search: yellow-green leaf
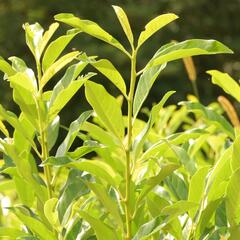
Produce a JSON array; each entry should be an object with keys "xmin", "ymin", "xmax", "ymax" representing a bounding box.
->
[
  {"xmin": 112, "ymin": 5, "xmax": 134, "ymax": 47},
  {"xmin": 91, "ymin": 59, "xmax": 126, "ymax": 97},
  {"xmin": 137, "ymin": 13, "xmax": 178, "ymax": 48}
]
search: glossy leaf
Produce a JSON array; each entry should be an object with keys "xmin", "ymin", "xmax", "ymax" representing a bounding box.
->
[
  {"xmin": 42, "ymin": 29, "xmax": 79, "ymax": 71},
  {"xmin": 137, "ymin": 163, "xmax": 179, "ymax": 204},
  {"xmin": 86, "ymin": 181, "xmax": 123, "ymax": 228},
  {"xmin": 44, "ymin": 157, "xmax": 120, "ymax": 187},
  {"xmin": 146, "ymin": 39, "xmax": 233, "ymax": 69},
  {"xmin": 85, "ymin": 81, "xmax": 125, "ymax": 139},
  {"xmin": 91, "ymin": 59, "xmax": 127, "ymax": 97},
  {"xmin": 40, "ymin": 51, "xmax": 80, "ymax": 89},
  {"xmin": 54, "ymin": 13, "xmax": 129, "ymax": 56},
  {"xmin": 56, "ymin": 110, "xmax": 92, "ymax": 156},
  {"xmin": 79, "ymin": 211, "xmax": 119, "ymax": 240},
  {"xmin": 133, "ymin": 91, "xmax": 175, "ymax": 159},
  {"xmin": 57, "ymin": 169, "xmax": 90, "ymax": 224},
  {"xmin": 207, "ymin": 70, "xmax": 240, "ymax": 102},
  {"xmin": 112, "ymin": 5, "xmax": 134, "ymax": 47},
  {"xmin": 226, "ymin": 168, "xmax": 240, "ymax": 226},
  {"xmin": 133, "ymin": 63, "xmax": 167, "ymax": 119},
  {"xmin": 137, "ymin": 13, "xmax": 178, "ymax": 48},
  {"xmin": 11, "ymin": 207, "xmax": 55, "ymax": 240},
  {"xmin": 181, "ymin": 101, "xmax": 234, "ymax": 139}
]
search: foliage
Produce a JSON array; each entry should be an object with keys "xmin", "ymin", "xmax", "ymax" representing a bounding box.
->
[{"xmin": 0, "ymin": 5, "xmax": 238, "ymax": 240}]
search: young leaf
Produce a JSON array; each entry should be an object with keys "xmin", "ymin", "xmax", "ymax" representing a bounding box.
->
[
  {"xmin": 146, "ymin": 39, "xmax": 233, "ymax": 69},
  {"xmin": 91, "ymin": 59, "xmax": 127, "ymax": 97},
  {"xmin": 78, "ymin": 211, "xmax": 119, "ymax": 240},
  {"xmin": 0, "ymin": 57, "xmax": 16, "ymax": 76},
  {"xmin": 39, "ymin": 22, "xmax": 59, "ymax": 55},
  {"xmin": 207, "ymin": 70, "xmax": 240, "ymax": 102},
  {"xmin": 137, "ymin": 13, "xmax": 178, "ymax": 48},
  {"xmin": 48, "ymin": 73, "xmax": 93, "ymax": 122},
  {"xmin": 112, "ymin": 5, "xmax": 134, "ymax": 48},
  {"xmin": 23, "ymin": 22, "xmax": 43, "ymax": 60},
  {"xmin": 40, "ymin": 51, "xmax": 80, "ymax": 89},
  {"xmin": 133, "ymin": 63, "xmax": 167, "ymax": 119},
  {"xmin": 85, "ymin": 81, "xmax": 125, "ymax": 139},
  {"xmin": 54, "ymin": 13, "xmax": 129, "ymax": 57},
  {"xmin": 42, "ymin": 29, "xmax": 79, "ymax": 71}
]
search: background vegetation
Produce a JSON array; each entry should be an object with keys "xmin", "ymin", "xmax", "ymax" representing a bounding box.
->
[{"xmin": 0, "ymin": 0, "xmax": 239, "ymax": 121}]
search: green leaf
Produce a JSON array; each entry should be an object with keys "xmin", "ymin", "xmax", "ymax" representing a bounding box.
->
[
  {"xmin": 56, "ymin": 110, "xmax": 92, "ymax": 156},
  {"xmin": 0, "ymin": 119, "xmax": 9, "ymax": 137},
  {"xmin": 226, "ymin": 168, "xmax": 240, "ymax": 226},
  {"xmin": 48, "ymin": 73, "xmax": 93, "ymax": 122},
  {"xmin": 44, "ymin": 198, "xmax": 58, "ymax": 226},
  {"xmin": 188, "ymin": 166, "xmax": 210, "ymax": 218},
  {"xmin": 42, "ymin": 29, "xmax": 79, "ymax": 71},
  {"xmin": 86, "ymin": 181, "xmax": 123, "ymax": 229},
  {"xmin": 137, "ymin": 13, "xmax": 178, "ymax": 48},
  {"xmin": 132, "ymin": 215, "xmax": 168, "ymax": 240},
  {"xmin": 64, "ymin": 218, "xmax": 82, "ymax": 240},
  {"xmin": 231, "ymin": 135, "xmax": 240, "ymax": 171},
  {"xmin": 23, "ymin": 22, "xmax": 43, "ymax": 60},
  {"xmin": 85, "ymin": 81, "xmax": 125, "ymax": 139},
  {"xmin": 54, "ymin": 13, "xmax": 129, "ymax": 57},
  {"xmin": 57, "ymin": 169, "xmax": 90, "ymax": 224},
  {"xmin": 0, "ymin": 105, "xmax": 36, "ymax": 147},
  {"xmin": 47, "ymin": 115, "xmax": 60, "ymax": 151},
  {"xmin": 146, "ymin": 39, "xmax": 233, "ymax": 68},
  {"xmin": 133, "ymin": 91, "xmax": 175, "ymax": 159},
  {"xmin": 137, "ymin": 163, "xmax": 179, "ymax": 204},
  {"xmin": 44, "ymin": 157, "xmax": 120, "ymax": 187},
  {"xmin": 112, "ymin": 5, "xmax": 134, "ymax": 47},
  {"xmin": 195, "ymin": 198, "xmax": 222, "ymax": 238},
  {"xmin": 11, "ymin": 207, "xmax": 55, "ymax": 240},
  {"xmin": 181, "ymin": 101, "xmax": 234, "ymax": 139},
  {"xmin": 161, "ymin": 200, "xmax": 198, "ymax": 217},
  {"xmin": 67, "ymin": 140, "xmax": 105, "ymax": 159},
  {"xmin": 164, "ymin": 173, "xmax": 188, "ymax": 200},
  {"xmin": 133, "ymin": 63, "xmax": 167, "ymax": 119},
  {"xmin": 39, "ymin": 22, "xmax": 59, "ymax": 55},
  {"xmin": 91, "ymin": 59, "xmax": 127, "ymax": 97},
  {"xmin": 0, "ymin": 57, "xmax": 16, "ymax": 76},
  {"xmin": 79, "ymin": 211, "xmax": 119, "ymax": 240},
  {"xmin": 207, "ymin": 70, "xmax": 240, "ymax": 102},
  {"xmin": 8, "ymin": 72, "xmax": 38, "ymax": 127},
  {"xmin": 40, "ymin": 51, "xmax": 80, "ymax": 89},
  {"xmin": 0, "ymin": 227, "xmax": 29, "ymax": 238}
]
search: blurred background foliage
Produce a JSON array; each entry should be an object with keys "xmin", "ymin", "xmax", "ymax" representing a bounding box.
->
[{"xmin": 0, "ymin": 0, "xmax": 240, "ymax": 124}]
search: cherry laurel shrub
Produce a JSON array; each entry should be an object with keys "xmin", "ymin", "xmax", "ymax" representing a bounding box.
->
[{"xmin": 0, "ymin": 5, "xmax": 236, "ymax": 240}]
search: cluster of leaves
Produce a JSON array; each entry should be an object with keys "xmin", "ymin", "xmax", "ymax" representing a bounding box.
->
[{"xmin": 0, "ymin": 5, "xmax": 238, "ymax": 240}]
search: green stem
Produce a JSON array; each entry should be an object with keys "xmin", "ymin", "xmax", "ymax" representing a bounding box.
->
[
  {"xmin": 36, "ymin": 59, "xmax": 53, "ymax": 199},
  {"xmin": 124, "ymin": 50, "xmax": 137, "ymax": 240},
  {"xmin": 191, "ymin": 80, "xmax": 200, "ymax": 100}
]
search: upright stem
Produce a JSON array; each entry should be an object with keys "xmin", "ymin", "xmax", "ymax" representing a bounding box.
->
[
  {"xmin": 36, "ymin": 60, "xmax": 53, "ymax": 199},
  {"xmin": 124, "ymin": 50, "xmax": 137, "ymax": 240}
]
